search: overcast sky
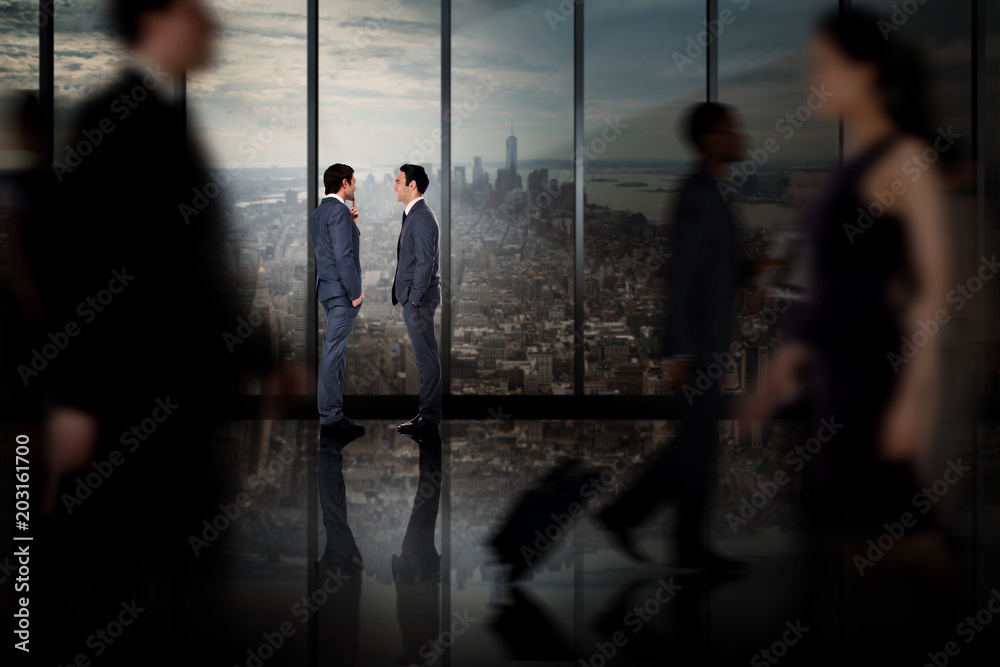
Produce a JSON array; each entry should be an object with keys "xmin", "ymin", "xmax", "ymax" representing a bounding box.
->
[{"xmin": 0, "ymin": 0, "xmax": 973, "ymax": 170}]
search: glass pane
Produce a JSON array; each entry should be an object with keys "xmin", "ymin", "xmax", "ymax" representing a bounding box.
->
[
  {"xmin": 53, "ymin": 0, "xmax": 120, "ymax": 153},
  {"xmin": 318, "ymin": 0, "xmax": 442, "ymax": 398},
  {"xmin": 449, "ymin": 0, "xmax": 575, "ymax": 396},
  {"xmin": 0, "ymin": 1, "xmax": 42, "ymax": 411},
  {"xmin": 582, "ymin": 0, "xmax": 705, "ymax": 395},
  {"xmin": 186, "ymin": 0, "xmax": 310, "ymax": 396},
  {"xmin": 717, "ymin": 0, "xmax": 839, "ymax": 396},
  {"xmin": 0, "ymin": 0, "xmax": 39, "ymax": 91}
]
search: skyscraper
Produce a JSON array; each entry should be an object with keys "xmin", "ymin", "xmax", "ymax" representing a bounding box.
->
[
  {"xmin": 473, "ymin": 156, "xmax": 483, "ymax": 189},
  {"xmin": 527, "ymin": 168, "xmax": 548, "ymax": 214},
  {"xmin": 505, "ymin": 122, "xmax": 517, "ymax": 193}
]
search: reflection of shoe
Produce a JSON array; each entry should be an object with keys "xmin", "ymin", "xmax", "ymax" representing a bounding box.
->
[
  {"xmin": 319, "ymin": 552, "xmax": 364, "ymax": 577},
  {"xmin": 320, "ymin": 416, "xmax": 365, "ymax": 436},
  {"xmin": 676, "ymin": 545, "xmax": 747, "ymax": 572},
  {"xmin": 392, "ymin": 553, "xmax": 440, "ymax": 584},
  {"xmin": 593, "ymin": 510, "xmax": 651, "ymax": 563},
  {"xmin": 396, "ymin": 415, "xmax": 435, "ymax": 433},
  {"xmin": 391, "ymin": 553, "xmax": 411, "ymax": 585}
]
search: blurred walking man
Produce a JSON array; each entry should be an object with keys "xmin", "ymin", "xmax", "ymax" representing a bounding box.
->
[{"xmin": 596, "ymin": 103, "xmax": 749, "ymax": 571}]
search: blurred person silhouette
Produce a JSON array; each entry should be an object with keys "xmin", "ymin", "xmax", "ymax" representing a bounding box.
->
[
  {"xmin": 595, "ymin": 102, "xmax": 751, "ymax": 571},
  {"xmin": 0, "ymin": 92, "xmax": 58, "ymax": 417},
  {"xmin": 34, "ymin": 0, "xmax": 278, "ymax": 663},
  {"xmin": 738, "ymin": 9, "xmax": 960, "ymax": 663},
  {"xmin": 490, "ymin": 457, "xmax": 609, "ymax": 581}
]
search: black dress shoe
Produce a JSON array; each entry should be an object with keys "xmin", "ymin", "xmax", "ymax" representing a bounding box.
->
[
  {"xmin": 319, "ymin": 417, "xmax": 365, "ymax": 442},
  {"xmin": 321, "ymin": 416, "xmax": 365, "ymax": 435},
  {"xmin": 396, "ymin": 415, "xmax": 434, "ymax": 432}
]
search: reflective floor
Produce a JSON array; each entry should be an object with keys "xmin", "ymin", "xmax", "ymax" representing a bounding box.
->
[{"xmin": 190, "ymin": 419, "xmax": 999, "ymax": 666}]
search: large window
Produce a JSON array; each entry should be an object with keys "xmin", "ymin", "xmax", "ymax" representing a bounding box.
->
[
  {"xmin": 53, "ymin": 0, "xmax": 120, "ymax": 155},
  {"xmin": 449, "ymin": 1, "xmax": 575, "ymax": 395},
  {"xmin": 715, "ymin": 0, "xmax": 838, "ymax": 405},
  {"xmin": 0, "ymin": 0, "xmax": 39, "ymax": 93},
  {"xmin": 7, "ymin": 0, "xmax": 993, "ymax": 405},
  {"xmin": 0, "ymin": 0, "xmax": 41, "ymax": 166},
  {"xmin": 188, "ymin": 0, "xmax": 310, "ymax": 395},
  {"xmin": 319, "ymin": 0, "xmax": 442, "ymax": 398},
  {"xmin": 582, "ymin": 0, "xmax": 705, "ymax": 395}
]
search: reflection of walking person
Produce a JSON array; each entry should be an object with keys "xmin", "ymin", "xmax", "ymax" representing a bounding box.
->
[
  {"xmin": 311, "ymin": 163, "xmax": 365, "ymax": 434},
  {"xmin": 596, "ymin": 103, "xmax": 749, "ymax": 571},
  {"xmin": 738, "ymin": 9, "xmax": 958, "ymax": 662}
]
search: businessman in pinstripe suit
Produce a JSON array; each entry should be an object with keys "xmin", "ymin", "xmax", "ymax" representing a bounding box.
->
[
  {"xmin": 310, "ymin": 163, "xmax": 364, "ymax": 433},
  {"xmin": 392, "ymin": 164, "xmax": 442, "ymax": 432}
]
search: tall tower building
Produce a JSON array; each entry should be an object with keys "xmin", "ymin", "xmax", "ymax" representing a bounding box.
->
[
  {"xmin": 505, "ymin": 122, "xmax": 517, "ymax": 192},
  {"xmin": 473, "ymin": 156, "xmax": 483, "ymax": 189}
]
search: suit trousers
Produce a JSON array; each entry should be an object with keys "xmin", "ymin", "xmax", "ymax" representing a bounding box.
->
[
  {"xmin": 402, "ymin": 301, "xmax": 442, "ymax": 424},
  {"xmin": 319, "ymin": 298, "xmax": 360, "ymax": 424}
]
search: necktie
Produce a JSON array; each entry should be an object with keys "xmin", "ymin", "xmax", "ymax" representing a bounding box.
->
[
  {"xmin": 396, "ymin": 211, "xmax": 407, "ymax": 260},
  {"xmin": 392, "ymin": 210, "xmax": 407, "ymax": 305}
]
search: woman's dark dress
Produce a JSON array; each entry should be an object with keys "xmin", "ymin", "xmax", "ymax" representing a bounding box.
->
[{"xmin": 790, "ymin": 131, "xmax": 928, "ymax": 539}]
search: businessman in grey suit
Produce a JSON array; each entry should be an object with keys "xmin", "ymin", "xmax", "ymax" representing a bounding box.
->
[
  {"xmin": 392, "ymin": 164, "xmax": 442, "ymax": 432},
  {"xmin": 310, "ymin": 163, "xmax": 364, "ymax": 433}
]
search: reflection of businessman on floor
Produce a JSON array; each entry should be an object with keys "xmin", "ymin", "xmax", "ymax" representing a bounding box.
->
[
  {"xmin": 391, "ymin": 164, "xmax": 442, "ymax": 432},
  {"xmin": 310, "ymin": 163, "xmax": 364, "ymax": 432}
]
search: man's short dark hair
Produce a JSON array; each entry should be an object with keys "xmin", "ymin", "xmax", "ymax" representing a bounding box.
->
[
  {"xmin": 109, "ymin": 0, "xmax": 179, "ymax": 45},
  {"xmin": 399, "ymin": 164, "xmax": 429, "ymax": 195},
  {"xmin": 324, "ymin": 163, "xmax": 354, "ymax": 195},
  {"xmin": 682, "ymin": 102, "xmax": 734, "ymax": 152}
]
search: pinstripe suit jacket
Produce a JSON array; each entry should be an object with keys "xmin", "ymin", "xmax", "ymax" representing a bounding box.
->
[
  {"xmin": 392, "ymin": 198, "xmax": 441, "ymax": 306},
  {"xmin": 310, "ymin": 196, "xmax": 362, "ymax": 305}
]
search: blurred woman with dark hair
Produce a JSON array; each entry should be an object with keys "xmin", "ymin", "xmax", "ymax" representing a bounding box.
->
[{"xmin": 739, "ymin": 8, "xmax": 959, "ymax": 662}]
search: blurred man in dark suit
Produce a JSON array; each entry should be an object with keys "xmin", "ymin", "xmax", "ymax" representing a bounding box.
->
[
  {"xmin": 596, "ymin": 103, "xmax": 748, "ymax": 571},
  {"xmin": 49, "ymin": 0, "xmax": 230, "ymax": 453},
  {"xmin": 36, "ymin": 1, "xmax": 267, "ymax": 663},
  {"xmin": 391, "ymin": 164, "xmax": 442, "ymax": 432}
]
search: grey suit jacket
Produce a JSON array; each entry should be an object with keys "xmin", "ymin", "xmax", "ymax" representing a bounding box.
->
[
  {"xmin": 392, "ymin": 198, "xmax": 441, "ymax": 306},
  {"xmin": 310, "ymin": 196, "xmax": 362, "ymax": 305}
]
